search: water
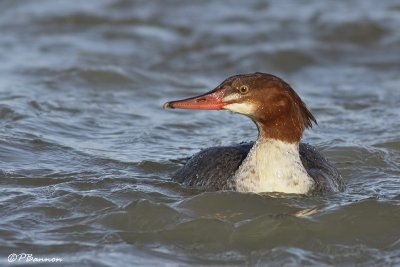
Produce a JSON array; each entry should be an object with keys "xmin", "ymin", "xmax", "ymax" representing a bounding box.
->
[{"xmin": 0, "ymin": 0, "xmax": 399, "ymax": 266}]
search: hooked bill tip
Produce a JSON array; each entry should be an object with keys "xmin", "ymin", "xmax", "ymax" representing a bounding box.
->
[{"xmin": 162, "ymin": 102, "xmax": 174, "ymax": 110}]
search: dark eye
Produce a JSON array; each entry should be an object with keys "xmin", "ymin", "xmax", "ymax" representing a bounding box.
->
[{"xmin": 239, "ymin": 85, "xmax": 249, "ymax": 94}]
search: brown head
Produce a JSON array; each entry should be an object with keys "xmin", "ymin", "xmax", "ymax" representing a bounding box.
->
[{"xmin": 163, "ymin": 72, "xmax": 317, "ymax": 143}]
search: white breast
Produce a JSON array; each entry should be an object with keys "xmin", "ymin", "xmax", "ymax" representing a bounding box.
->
[{"xmin": 233, "ymin": 139, "xmax": 314, "ymax": 194}]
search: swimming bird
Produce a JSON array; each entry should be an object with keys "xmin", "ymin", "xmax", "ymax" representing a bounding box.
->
[{"xmin": 163, "ymin": 72, "xmax": 345, "ymax": 195}]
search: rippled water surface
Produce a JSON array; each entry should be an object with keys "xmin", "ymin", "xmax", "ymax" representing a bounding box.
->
[{"xmin": 0, "ymin": 0, "xmax": 400, "ymax": 266}]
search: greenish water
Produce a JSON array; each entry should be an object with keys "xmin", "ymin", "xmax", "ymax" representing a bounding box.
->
[{"xmin": 0, "ymin": 0, "xmax": 399, "ymax": 266}]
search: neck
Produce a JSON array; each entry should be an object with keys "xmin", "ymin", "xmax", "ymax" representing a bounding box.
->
[
  {"xmin": 256, "ymin": 118, "xmax": 304, "ymax": 143},
  {"xmin": 232, "ymin": 137, "xmax": 314, "ymax": 194}
]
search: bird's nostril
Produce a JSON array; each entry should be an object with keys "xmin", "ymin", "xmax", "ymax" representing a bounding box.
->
[{"xmin": 196, "ymin": 98, "xmax": 206, "ymax": 102}]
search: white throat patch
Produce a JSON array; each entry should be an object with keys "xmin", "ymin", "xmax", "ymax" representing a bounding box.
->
[{"xmin": 224, "ymin": 102, "xmax": 256, "ymax": 115}]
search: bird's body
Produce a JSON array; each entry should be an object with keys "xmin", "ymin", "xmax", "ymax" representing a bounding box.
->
[
  {"xmin": 172, "ymin": 142, "xmax": 344, "ymax": 195},
  {"xmin": 164, "ymin": 72, "xmax": 345, "ymax": 195}
]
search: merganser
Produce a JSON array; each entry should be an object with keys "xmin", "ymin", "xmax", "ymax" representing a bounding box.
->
[{"xmin": 163, "ymin": 72, "xmax": 345, "ymax": 195}]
